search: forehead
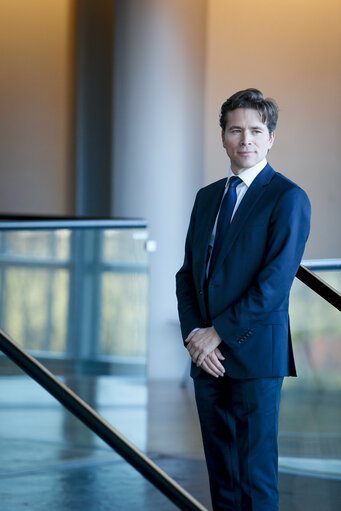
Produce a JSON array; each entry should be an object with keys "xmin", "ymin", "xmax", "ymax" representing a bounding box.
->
[{"xmin": 225, "ymin": 108, "xmax": 265, "ymax": 128}]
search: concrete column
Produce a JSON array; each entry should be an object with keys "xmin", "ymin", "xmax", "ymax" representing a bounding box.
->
[
  {"xmin": 112, "ymin": 0, "xmax": 207, "ymax": 379},
  {"xmin": 75, "ymin": 0, "xmax": 114, "ymax": 216}
]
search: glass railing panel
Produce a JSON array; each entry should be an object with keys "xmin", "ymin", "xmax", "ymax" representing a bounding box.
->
[
  {"xmin": 0, "ymin": 220, "xmax": 208, "ymax": 509},
  {"xmin": 279, "ymin": 265, "xmax": 341, "ymax": 481},
  {"xmin": 0, "ymin": 362, "xmax": 178, "ymax": 511},
  {"xmin": 0, "ymin": 220, "xmax": 149, "ymax": 458},
  {"xmin": 0, "ymin": 221, "xmax": 149, "ymax": 376},
  {"xmin": 288, "ymin": 269, "xmax": 341, "ymax": 389}
]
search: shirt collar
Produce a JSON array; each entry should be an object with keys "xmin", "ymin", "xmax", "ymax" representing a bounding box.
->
[{"xmin": 227, "ymin": 158, "xmax": 267, "ymax": 188}]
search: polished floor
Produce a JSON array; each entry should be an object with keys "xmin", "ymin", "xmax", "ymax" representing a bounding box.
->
[{"xmin": 1, "ymin": 372, "xmax": 341, "ymax": 510}]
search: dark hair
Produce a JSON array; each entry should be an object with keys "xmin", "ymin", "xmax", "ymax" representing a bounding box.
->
[{"xmin": 219, "ymin": 88, "xmax": 279, "ymax": 134}]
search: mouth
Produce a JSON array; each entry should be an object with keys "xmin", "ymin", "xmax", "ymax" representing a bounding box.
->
[{"xmin": 237, "ymin": 151, "xmax": 254, "ymax": 156}]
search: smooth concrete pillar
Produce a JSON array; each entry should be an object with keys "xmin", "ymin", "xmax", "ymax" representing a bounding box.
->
[
  {"xmin": 112, "ymin": 0, "xmax": 207, "ymax": 379},
  {"xmin": 75, "ymin": 0, "xmax": 114, "ymax": 216}
]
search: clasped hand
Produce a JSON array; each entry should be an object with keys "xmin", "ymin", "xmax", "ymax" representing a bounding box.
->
[{"xmin": 185, "ymin": 326, "xmax": 225, "ymax": 378}]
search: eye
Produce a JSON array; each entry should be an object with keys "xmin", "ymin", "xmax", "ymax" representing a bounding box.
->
[
  {"xmin": 252, "ymin": 129, "xmax": 263, "ymax": 134},
  {"xmin": 230, "ymin": 129, "xmax": 241, "ymax": 134}
]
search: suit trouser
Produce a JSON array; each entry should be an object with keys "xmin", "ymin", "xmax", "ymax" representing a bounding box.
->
[{"xmin": 194, "ymin": 372, "xmax": 283, "ymax": 511}]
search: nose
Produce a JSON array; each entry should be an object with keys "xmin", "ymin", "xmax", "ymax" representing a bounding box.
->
[{"xmin": 240, "ymin": 131, "xmax": 252, "ymax": 145}]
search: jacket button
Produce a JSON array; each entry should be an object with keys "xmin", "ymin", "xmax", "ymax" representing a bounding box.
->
[{"xmin": 199, "ymin": 290, "xmax": 203, "ymax": 295}]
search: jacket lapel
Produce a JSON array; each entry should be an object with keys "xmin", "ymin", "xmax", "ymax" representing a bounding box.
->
[
  {"xmin": 212, "ymin": 164, "xmax": 275, "ymax": 276},
  {"xmin": 195, "ymin": 179, "xmax": 226, "ymax": 286}
]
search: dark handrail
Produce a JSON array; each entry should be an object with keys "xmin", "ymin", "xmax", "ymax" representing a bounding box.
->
[
  {"xmin": 0, "ymin": 330, "xmax": 208, "ymax": 511},
  {"xmin": 296, "ymin": 265, "xmax": 341, "ymax": 311}
]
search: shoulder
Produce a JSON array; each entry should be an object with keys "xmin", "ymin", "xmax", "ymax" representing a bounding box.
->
[
  {"xmin": 198, "ymin": 178, "xmax": 226, "ymax": 195},
  {"xmin": 194, "ymin": 178, "xmax": 226, "ymax": 204},
  {"xmin": 268, "ymin": 167, "xmax": 310, "ymax": 205},
  {"xmin": 265, "ymin": 168, "xmax": 311, "ymax": 224}
]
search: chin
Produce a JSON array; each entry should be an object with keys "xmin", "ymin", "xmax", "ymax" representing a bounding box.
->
[{"xmin": 236, "ymin": 159, "xmax": 255, "ymax": 168}]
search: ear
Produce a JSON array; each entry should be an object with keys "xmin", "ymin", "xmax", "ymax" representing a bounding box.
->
[
  {"xmin": 221, "ymin": 129, "xmax": 226, "ymax": 147},
  {"xmin": 268, "ymin": 131, "xmax": 275, "ymax": 148}
]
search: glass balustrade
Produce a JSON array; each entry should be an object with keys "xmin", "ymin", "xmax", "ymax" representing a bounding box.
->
[
  {"xmin": 0, "ymin": 219, "xmax": 158, "ymax": 509},
  {"xmin": 0, "ymin": 220, "xmax": 149, "ymax": 376},
  {"xmin": 0, "ymin": 360, "xmax": 177, "ymax": 511},
  {"xmin": 0, "ymin": 220, "xmax": 150, "ymax": 451},
  {"xmin": 279, "ymin": 261, "xmax": 341, "ymax": 482},
  {"xmin": 0, "ymin": 233, "xmax": 339, "ymax": 511}
]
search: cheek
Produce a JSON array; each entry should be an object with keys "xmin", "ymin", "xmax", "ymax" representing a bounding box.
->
[
  {"xmin": 259, "ymin": 141, "xmax": 271, "ymax": 153},
  {"xmin": 225, "ymin": 140, "xmax": 237, "ymax": 152},
  {"xmin": 226, "ymin": 145, "xmax": 237, "ymax": 156}
]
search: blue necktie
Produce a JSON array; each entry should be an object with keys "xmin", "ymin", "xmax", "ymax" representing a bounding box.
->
[{"xmin": 209, "ymin": 176, "xmax": 241, "ymax": 276}]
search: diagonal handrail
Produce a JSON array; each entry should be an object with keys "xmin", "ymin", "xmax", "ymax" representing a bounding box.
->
[
  {"xmin": 0, "ymin": 329, "xmax": 208, "ymax": 511},
  {"xmin": 296, "ymin": 265, "xmax": 341, "ymax": 311}
]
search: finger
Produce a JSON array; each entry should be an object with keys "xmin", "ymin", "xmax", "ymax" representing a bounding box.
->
[
  {"xmin": 185, "ymin": 328, "xmax": 200, "ymax": 344},
  {"xmin": 186, "ymin": 338, "xmax": 196, "ymax": 351},
  {"xmin": 186, "ymin": 341, "xmax": 196, "ymax": 354},
  {"xmin": 196, "ymin": 351, "xmax": 208, "ymax": 367},
  {"xmin": 188, "ymin": 345, "xmax": 205, "ymax": 366},
  {"xmin": 189, "ymin": 348, "xmax": 201, "ymax": 365},
  {"xmin": 205, "ymin": 352, "xmax": 225, "ymax": 376},
  {"xmin": 204, "ymin": 357, "xmax": 224, "ymax": 377},
  {"xmin": 201, "ymin": 360, "xmax": 219, "ymax": 378},
  {"xmin": 188, "ymin": 345, "xmax": 199, "ymax": 360},
  {"xmin": 207, "ymin": 352, "xmax": 225, "ymax": 373},
  {"xmin": 215, "ymin": 348, "xmax": 225, "ymax": 360},
  {"xmin": 209, "ymin": 353, "xmax": 225, "ymax": 373}
]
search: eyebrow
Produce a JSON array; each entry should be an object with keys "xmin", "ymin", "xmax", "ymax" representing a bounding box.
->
[{"xmin": 228, "ymin": 125, "xmax": 265, "ymax": 130}]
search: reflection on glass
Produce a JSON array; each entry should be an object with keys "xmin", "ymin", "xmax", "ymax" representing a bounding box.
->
[
  {"xmin": 101, "ymin": 272, "xmax": 148, "ymax": 357},
  {"xmin": 0, "ymin": 230, "xmax": 70, "ymax": 259},
  {"xmin": 288, "ymin": 272, "xmax": 341, "ymax": 389},
  {"xmin": 279, "ymin": 269, "xmax": 341, "ymax": 480},
  {"xmin": 0, "ymin": 368, "xmax": 170, "ymax": 511},
  {"xmin": 1, "ymin": 267, "xmax": 68, "ymax": 352},
  {"xmin": 0, "ymin": 221, "xmax": 181, "ymax": 510},
  {"xmin": 0, "ymin": 224, "xmax": 149, "ymax": 376},
  {"xmin": 103, "ymin": 229, "xmax": 148, "ymax": 264}
]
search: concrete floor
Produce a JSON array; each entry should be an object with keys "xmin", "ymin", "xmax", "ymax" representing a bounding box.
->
[{"xmin": 0, "ymin": 373, "xmax": 341, "ymax": 510}]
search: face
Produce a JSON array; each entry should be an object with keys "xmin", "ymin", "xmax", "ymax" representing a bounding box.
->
[{"xmin": 221, "ymin": 108, "xmax": 275, "ymax": 174}]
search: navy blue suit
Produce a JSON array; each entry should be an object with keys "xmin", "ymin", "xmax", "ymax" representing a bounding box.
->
[{"xmin": 176, "ymin": 164, "xmax": 311, "ymax": 510}]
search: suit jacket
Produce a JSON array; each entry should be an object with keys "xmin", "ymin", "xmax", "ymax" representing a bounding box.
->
[{"xmin": 176, "ymin": 164, "xmax": 311, "ymax": 379}]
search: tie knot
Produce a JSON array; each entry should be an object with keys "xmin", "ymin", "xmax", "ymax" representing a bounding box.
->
[{"xmin": 228, "ymin": 176, "xmax": 242, "ymax": 189}]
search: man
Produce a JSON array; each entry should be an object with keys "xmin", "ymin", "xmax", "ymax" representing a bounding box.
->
[{"xmin": 176, "ymin": 89, "xmax": 311, "ymax": 511}]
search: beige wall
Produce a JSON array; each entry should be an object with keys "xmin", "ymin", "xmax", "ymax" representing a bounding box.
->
[
  {"xmin": 0, "ymin": 0, "xmax": 74, "ymax": 215},
  {"xmin": 205, "ymin": 0, "xmax": 341, "ymax": 258}
]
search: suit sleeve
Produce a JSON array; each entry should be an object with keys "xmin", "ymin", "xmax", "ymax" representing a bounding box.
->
[
  {"xmin": 176, "ymin": 193, "xmax": 204, "ymax": 341},
  {"xmin": 212, "ymin": 186, "xmax": 311, "ymax": 349}
]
